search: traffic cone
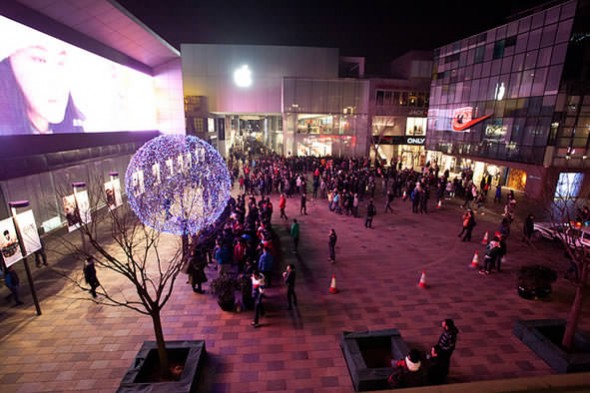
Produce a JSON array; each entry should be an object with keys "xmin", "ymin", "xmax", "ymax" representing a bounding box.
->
[
  {"xmin": 470, "ymin": 251, "xmax": 479, "ymax": 268},
  {"xmin": 418, "ymin": 271, "xmax": 427, "ymax": 289},
  {"xmin": 329, "ymin": 274, "xmax": 338, "ymax": 294},
  {"xmin": 481, "ymin": 231, "xmax": 489, "ymax": 245},
  {"xmin": 436, "ymin": 200, "xmax": 442, "ymax": 209}
]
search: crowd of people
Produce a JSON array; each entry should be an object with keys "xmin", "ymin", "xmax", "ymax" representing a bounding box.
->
[{"xmin": 2, "ymin": 147, "xmax": 541, "ymax": 387}]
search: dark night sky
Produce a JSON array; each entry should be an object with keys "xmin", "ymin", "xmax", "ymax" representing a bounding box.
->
[{"xmin": 117, "ymin": 0, "xmax": 551, "ymax": 73}]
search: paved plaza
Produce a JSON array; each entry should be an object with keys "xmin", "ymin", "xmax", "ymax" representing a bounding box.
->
[{"xmin": 1, "ymin": 186, "xmax": 589, "ymax": 392}]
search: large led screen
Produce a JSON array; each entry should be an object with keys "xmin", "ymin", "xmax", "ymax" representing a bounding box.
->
[{"xmin": 0, "ymin": 16, "xmax": 156, "ymax": 135}]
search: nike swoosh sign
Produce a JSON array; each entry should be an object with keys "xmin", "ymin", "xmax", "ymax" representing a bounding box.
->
[{"xmin": 452, "ymin": 114, "xmax": 492, "ymax": 131}]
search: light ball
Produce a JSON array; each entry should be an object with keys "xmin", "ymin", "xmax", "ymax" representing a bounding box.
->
[{"xmin": 125, "ymin": 135, "xmax": 231, "ymax": 235}]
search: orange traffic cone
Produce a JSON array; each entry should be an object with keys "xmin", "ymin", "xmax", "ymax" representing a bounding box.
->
[
  {"xmin": 329, "ymin": 274, "xmax": 338, "ymax": 294},
  {"xmin": 418, "ymin": 271, "xmax": 427, "ymax": 289},
  {"xmin": 481, "ymin": 231, "xmax": 489, "ymax": 245},
  {"xmin": 470, "ymin": 251, "xmax": 479, "ymax": 268},
  {"xmin": 436, "ymin": 200, "xmax": 442, "ymax": 209}
]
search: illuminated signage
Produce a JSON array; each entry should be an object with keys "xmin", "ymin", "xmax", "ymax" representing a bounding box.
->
[
  {"xmin": 372, "ymin": 136, "xmax": 425, "ymax": 145},
  {"xmin": 233, "ymin": 64, "xmax": 252, "ymax": 88},
  {"xmin": 451, "ymin": 106, "xmax": 492, "ymax": 132}
]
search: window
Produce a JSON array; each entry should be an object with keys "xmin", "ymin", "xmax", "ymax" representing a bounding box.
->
[
  {"xmin": 376, "ymin": 90, "xmax": 384, "ymax": 105},
  {"xmin": 475, "ymin": 46, "xmax": 485, "ymax": 64},
  {"xmin": 384, "ymin": 91, "xmax": 392, "ymax": 105},
  {"xmin": 493, "ymin": 40, "xmax": 505, "ymax": 59}
]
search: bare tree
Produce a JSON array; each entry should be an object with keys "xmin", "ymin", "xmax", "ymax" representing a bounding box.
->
[
  {"xmin": 53, "ymin": 177, "xmax": 188, "ymax": 379},
  {"xmin": 540, "ymin": 171, "xmax": 589, "ymax": 350}
]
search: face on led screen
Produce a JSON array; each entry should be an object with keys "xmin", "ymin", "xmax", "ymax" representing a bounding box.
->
[{"xmin": 0, "ymin": 16, "xmax": 156, "ymax": 135}]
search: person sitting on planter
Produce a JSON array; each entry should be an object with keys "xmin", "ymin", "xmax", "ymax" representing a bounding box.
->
[{"xmin": 387, "ymin": 348, "xmax": 427, "ymax": 388}]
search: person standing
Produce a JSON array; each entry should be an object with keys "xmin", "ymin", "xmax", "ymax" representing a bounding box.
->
[
  {"xmin": 426, "ymin": 344, "xmax": 450, "ymax": 385},
  {"xmin": 300, "ymin": 192, "xmax": 308, "ymax": 215},
  {"xmin": 282, "ymin": 264, "xmax": 297, "ymax": 310},
  {"xmin": 461, "ymin": 210, "xmax": 476, "ymax": 242},
  {"xmin": 522, "ymin": 213, "xmax": 535, "ymax": 245},
  {"xmin": 251, "ymin": 270, "xmax": 266, "ymax": 328},
  {"xmin": 328, "ymin": 228, "xmax": 337, "ymax": 263},
  {"xmin": 83, "ymin": 257, "xmax": 100, "ymax": 298},
  {"xmin": 365, "ymin": 199, "xmax": 376, "ymax": 228},
  {"xmin": 480, "ymin": 236, "xmax": 501, "ymax": 275},
  {"xmin": 437, "ymin": 319, "xmax": 459, "ymax": 361},
  {"xmin": 290, "ymin": 219, "xmax": 300, "ymax": 254},
  {"xmin": 494, "ymin": 184, "xmax": 502, "ymax": 204},
  {"xmin": 385, "ymin": 189, "xmax": 394, "ymax": 213},
  {"xmin": 188, "ymin": 247, "xmax": 208, "ymax": 293},
  {"xmin": 4, "ymin": 266, "xmax": 23, "ymax": 305},
  {"xmin": 279, "ymin": 193, "xmax": 288, "ymax": 220},
  {"xmin": 258, "ymin": 246, "xmax": 274, "ymax": 288}
]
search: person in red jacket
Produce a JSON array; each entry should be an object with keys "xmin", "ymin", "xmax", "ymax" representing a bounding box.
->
[{"xmin": 279, "ymin": 193, "xmax": 288, "ymax": 220}]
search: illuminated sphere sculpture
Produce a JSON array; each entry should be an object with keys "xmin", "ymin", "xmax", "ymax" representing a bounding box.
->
[{"xmin": 125, "ymin": 135, "xmax": 231, "ymax": 235}]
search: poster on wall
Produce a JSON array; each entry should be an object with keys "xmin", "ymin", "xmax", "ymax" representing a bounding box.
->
[
  {"xmin": 76, "ymin": 190, "xmax": 91, "ymax": 224},
  {"xmin": 104, "ymin": 179, "xmax": 123, "ymax": 210},
  {"xmin": 15, "ymin": 210, "xmax": 41, "ymax": 256},
  {"xmin": 0, "ymin": 218, "xmax": 22, "ymax": 267},
  {"xmin": 63, "ymin": 194, "xmax": 81, "ymax": 232}
]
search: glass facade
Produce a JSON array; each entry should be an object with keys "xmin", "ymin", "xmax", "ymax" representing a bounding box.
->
[
  {"xmin": 283, "ymin": 78, "xmax": 370, "ymax": 157},
  {"xmin": 426, "ymin": 0, "xmax": 577, "ymax": 166}
]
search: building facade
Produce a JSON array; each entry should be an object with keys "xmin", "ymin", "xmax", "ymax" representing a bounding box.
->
[
  {"xmin": 369, "ymin": 51, "xmax": 433, "ymax": 169},
  {"xmin": 426, "ymin": 0, "xmax": 590, "ymax": 201}
]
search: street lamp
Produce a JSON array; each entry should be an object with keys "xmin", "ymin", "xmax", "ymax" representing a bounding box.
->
[{"xmin": 8, "ymin": 200, "xmax": 41, "ymax": 315}]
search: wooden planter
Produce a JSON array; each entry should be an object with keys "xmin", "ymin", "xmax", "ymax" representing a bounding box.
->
[{"xmin": 117, "ymin": 340, "xmax": 206, "ymax": 393}]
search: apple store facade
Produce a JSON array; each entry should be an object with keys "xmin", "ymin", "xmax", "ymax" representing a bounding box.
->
[{"xmin": 181, "ymin": 44, "xmax": 370, "ymax": 158}]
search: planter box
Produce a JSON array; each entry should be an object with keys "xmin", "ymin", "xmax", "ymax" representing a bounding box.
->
[
  {"xmin": 118, "ymin": 340, "xmax": 206, "ymax": 393},
  {"xmin": 340, "ymin": 328, "xmax": 409, "ymax": 392},
  {"xmin": 514, "ymin": 319, "xmax": 590, "ymax": 373}
]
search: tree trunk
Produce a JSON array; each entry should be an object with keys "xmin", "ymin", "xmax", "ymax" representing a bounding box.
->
[
  {"xmin": 151, "ymin": 309, "xmax": 169, "ymax": 378},
  {"xmin": 562, "ymin": 262, "xmax": 588, "ymax": 350}
]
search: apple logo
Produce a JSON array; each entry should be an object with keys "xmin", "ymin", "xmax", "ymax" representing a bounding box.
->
[{"xmin": 233, "ymin": 65, "xmax": 252, "ymax": 88}]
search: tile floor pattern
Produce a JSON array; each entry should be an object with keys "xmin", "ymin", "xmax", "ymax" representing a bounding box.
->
[{"xmin": 0, "ymin": 188, "xmax": 589, "ymax": 392}]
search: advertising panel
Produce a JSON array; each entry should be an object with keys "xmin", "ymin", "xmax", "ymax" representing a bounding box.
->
[
  {"xmin": 0, "ymin": 218, "xmax": 22, "ymax": 267},
  {"xmin": 0, "ymin": 16, "xmax": 156, "ymax": 136},
  {"xmin": 63, "ymin": 194, "xmax": 81, "ymax": 232},
  {"xmin": 104, "ymin": 179, "xmax": 123, "ymax": 210},
  {"xmin": 15, "ymin": 210, "xmax": 41, "ymax": 256}
]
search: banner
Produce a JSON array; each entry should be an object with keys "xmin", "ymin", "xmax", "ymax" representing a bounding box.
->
[
  {"xmin": 63, "ymin": 194, "xmax": 81, "ymax": 232},
  {"xmin": 76, "ymin": 190, "xmax": 91, "ymax": 225},
  {"xmin": 104, "ymin": 179, "xmax": 123, "ymax": 210},
  {"xmin": 0, "ymin": 218, "xmax": 22, "ymax": 267},
  {"xmin": 15, "ymin": 210, "xmax": 41, "ymax": 256}
]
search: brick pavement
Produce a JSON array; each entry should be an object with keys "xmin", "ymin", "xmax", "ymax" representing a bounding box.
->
[{"xmin": 0, "ymin": 186, "xmax": 589, "ymax": 392}]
